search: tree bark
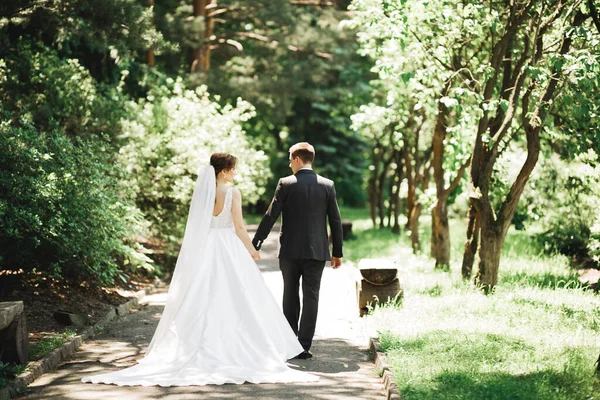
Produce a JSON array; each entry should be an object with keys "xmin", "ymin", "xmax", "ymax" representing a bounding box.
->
[
  {"xmin": 404, "ymin": 140, "xmax": 415, "ymax": 231},
  {"xmin": 391, "ymin": 149, "xmax": 403, "ymax": 234},
  {"xmin": 191, "ymin": 0, "xmax": 215, "ymax": 73},
  {"xmin": 409, "ymin": 202, "xmax": 423, "ymax": 253},
  {"xmin": 387, "ymin": 164, "xmax": 395, "ymax": 229},
  {"xmin": 431, "ymin": 199, "xmax": 450, "ymax": 268},
  {"xmin": 146, "ymin": 0, "xmax": 155, "ymax": 67},
  {"xmin": 461, "ymin": 204, "xmax": 480, "ymax": 278},
  {"xmin": 430, "ymin": 87, "xmax": 451, "ymax": 269},
  {"xmin": 378, "ymin": 152, "xmax": 393, "ymax": 229},
  {"xmin": 368, "ymin": 146, "xmax": 379, "ymax": 227},
  {"xmin": 474, "ymin": 218, "xmax": 503, "ymax": 293}
]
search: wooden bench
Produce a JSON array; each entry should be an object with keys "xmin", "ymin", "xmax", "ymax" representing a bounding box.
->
[
  {"xmin": 0, "ymin": 301, "xmax": 29, "ymax": 365},
  {"xmin": 356, "ymin": 259, "xmax": 403, "ymax": 316}
]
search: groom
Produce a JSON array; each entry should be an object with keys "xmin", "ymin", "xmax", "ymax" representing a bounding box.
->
[{"xmin": 252, "ymin": 142, "xmax": 343, "ymax": 360}]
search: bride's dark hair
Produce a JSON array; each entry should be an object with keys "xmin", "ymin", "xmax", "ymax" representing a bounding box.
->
[{"xmin": 210, "ymin": 153, "xmax": 238, "ymax": 178}]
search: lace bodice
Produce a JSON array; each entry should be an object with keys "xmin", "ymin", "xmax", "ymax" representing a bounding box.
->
[{"xmin": 210, "ymin": 187, "xmax": 234, "ymax": 229}]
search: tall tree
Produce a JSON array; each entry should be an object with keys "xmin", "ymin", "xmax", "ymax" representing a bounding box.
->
[
  {"xmin": 465, "ymin": 0, "xmax": 595, "ymax": 291},
  {"xmin": 349, "ymin": 0, "xmax": 475, "ymax": 258},
  {"xmin": 350, "ymin": 0, "xmax": 600, "ymax": 286}
]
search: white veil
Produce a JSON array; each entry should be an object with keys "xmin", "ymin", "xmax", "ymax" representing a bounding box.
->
[{"xmin": 146, "ymin": 165, "xmax": 216, "ymax": 355}]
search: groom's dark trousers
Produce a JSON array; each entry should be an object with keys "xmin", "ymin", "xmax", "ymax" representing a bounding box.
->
[{"xmin": 279, "ymin": 258, "xmax": 325, "ymax": 351}]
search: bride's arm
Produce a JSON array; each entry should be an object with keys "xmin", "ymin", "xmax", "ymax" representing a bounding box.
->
[{"xmin": 231, "ymin": 188, "xmax": 260, "ymax": 259}]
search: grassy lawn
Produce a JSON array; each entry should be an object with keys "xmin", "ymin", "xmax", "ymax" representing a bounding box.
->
[{"xmin": 341, "ymin": 206, "xmax": 600, "ymax": 400}]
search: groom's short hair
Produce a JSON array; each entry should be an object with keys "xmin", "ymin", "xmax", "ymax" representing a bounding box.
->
[{"xmin": 289, "ymin": 142, "xmax": 315, "ymax": 164}]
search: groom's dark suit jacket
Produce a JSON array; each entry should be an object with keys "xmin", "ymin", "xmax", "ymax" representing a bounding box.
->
[{"xmin": 254, "ymin": 169, "xmax": 343, "ymax": 261}]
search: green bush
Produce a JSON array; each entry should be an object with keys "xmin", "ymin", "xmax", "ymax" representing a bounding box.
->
[
  {"xmin": 526, "ymin": 151, "xmax": 600, "ymax": 259},
  {"xmin": 0, "ymin": 123, "xmax": 150, "ymax": 285},
  {"xmin": 119, "ymin": 79, "xmax": 271, "ymax": 244},
  {"xmin": 0, "ymin": 42, "xmax": 125, "ymax": 138}
]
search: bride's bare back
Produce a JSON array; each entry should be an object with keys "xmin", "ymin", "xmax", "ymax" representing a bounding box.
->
[{"xmin": 213, "ymin": 184, "xmax": 230, "ymax": 216}]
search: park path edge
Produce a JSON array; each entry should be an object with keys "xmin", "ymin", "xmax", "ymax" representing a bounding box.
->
[
  {"xmin": 369, "ymin": 337, "xmax": 402, "ymax": 400},
  {"xmin": 0, "ymin": 281, "xmax": 163, "ymax": 400}
]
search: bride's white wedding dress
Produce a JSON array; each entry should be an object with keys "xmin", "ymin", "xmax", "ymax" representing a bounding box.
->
[{"xmin": 82, "ymin": 167, "xmax": 317, "ymax": 386}]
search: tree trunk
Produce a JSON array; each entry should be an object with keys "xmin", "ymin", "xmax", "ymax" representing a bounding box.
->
[
  {"xmin": 391, "ymin": 150, "xmax": 403, "ymax": 234},
  {"xmin": 431, "ymin": 199, "xmax": 450, "ymax": 269},
  {"xmin": 146, "ymin": 0, "xmax": 155, "ymax": 67},
  {"xmin": 368, "ymin": 147, "xmax": 379, "ymax": 227},
  {"xmin": 430, "ymin": 89, "xmax": 450, "ymax": 269},
  {"xmin": 474, "ymin": 218, "xmax": 504, "ymax": 293},
  {"xmin": 378, "ymin": 153, "xmax": 392, "ymax": 229},
  {"xmin": 387, "ymin": 168, "xmax": 395, "ymax": 229},
  {"xmin": 377, "ymin": 168, "xmax": 385, "ymax": 229},
  {"xmin": 191, "ymin": 0, "xmax": 214, "ymax": 73},
  {"xmin": 408, "ymin": 202, "xmax": 422, "ymax": 253},
  {"xmin": 404, "ymin": 152, "xmax": 415, "ymax": 231},
  {"xmin": 462, "ymin": 203, "xmax": 480, "ymax": 279}
]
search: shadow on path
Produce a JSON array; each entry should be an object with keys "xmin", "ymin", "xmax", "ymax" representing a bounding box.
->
[{"xmin": 17, "ymin": 223, "xmax": 383, "ymax": 400}]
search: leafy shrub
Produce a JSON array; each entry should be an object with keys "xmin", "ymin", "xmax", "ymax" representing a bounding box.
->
[
  {"xmin": 0, "ymin": 42, "xmax": 126, "ymax": 138},
  {"xmin": 526, "ymin": 151, "xmax": 600, "ymax": 259},
  {"xmin": 119, "ymin": 79, "xmax": 271, "ymax": 244},
  {"xmin": 0, "ymin": 123, "xmax": 150, "ymax": 285}
]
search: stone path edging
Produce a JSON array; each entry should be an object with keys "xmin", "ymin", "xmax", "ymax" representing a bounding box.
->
[
  {"xmin": 369, "ymin": 337, "xmax": 401, "ymax": 400},
  {"xmin": 0, "ymin": 283, "xmax": 161, "ymax": 400}
]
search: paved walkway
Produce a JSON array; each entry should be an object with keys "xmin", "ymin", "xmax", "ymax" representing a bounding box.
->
[{"xmin": 18, "ymin": 225, "xmax": 383, "ymax": 399}]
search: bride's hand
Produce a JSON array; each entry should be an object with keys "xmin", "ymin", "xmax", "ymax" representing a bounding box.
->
[{"xmin": 251, "ymin": 250, "xmax": 261, "ymax": 260}]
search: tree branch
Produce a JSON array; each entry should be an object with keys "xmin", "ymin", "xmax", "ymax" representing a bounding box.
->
[
  {"xmin": 589, "ymin": 0, "xmax": 600, "ymax": 33},
  {"xmin": 497, "ymin": 9, "xmax": 587, "ymax": 226},
  {"xmin": 234, "ymin": 32, "xmax": 333, "ymax": 59},
  {"xmin": 443, "ymin": 156, "xmax": 471, "ymax": 199},
  {"xmin": 410, "ymin": 31, "xmax": 454, "ymax": 71}
]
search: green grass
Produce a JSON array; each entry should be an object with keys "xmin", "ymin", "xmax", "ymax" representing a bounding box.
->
[
  {"xmin": 29, "ymin": 329, "xmax": 76, "ymax": 361},
  {"xmin": 341, "ymin": 207, "xmax": 600, "ymax": 400},
  {"xmin": 243, "ymin": 212, "xmax": 264, "ymax": 225}
]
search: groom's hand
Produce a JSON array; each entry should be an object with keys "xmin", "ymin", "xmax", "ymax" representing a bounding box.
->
[
  {"xmin": 330, "ymin": 257, "xmax": 342, "ymax": 269},
  {"xmin": 252, "ymin": 237, "xmax": 262, "ymax": 251}
]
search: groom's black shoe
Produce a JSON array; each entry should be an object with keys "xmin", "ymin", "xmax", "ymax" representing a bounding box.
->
[{"xmin": 294, "ymin": 350, "xmax": 313, "ymax": 360}]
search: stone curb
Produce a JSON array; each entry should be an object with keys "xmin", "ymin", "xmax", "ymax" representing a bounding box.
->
[
  {"xmin": 0, "ymin": 282, "xmax": 161, "ymax": 400},
  {"xmin": 369, "ymin": 337, "xmax": 401, "ymax": 400}
]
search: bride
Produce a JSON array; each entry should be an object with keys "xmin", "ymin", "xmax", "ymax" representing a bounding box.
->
[{"xmin": 82, "ymin": 153, "xmax": 318, "ymax": 386}]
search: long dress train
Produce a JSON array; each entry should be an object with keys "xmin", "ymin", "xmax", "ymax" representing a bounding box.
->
[{"xmin": 81, "ymin": 183, "xmax": 317, "ymax": 386}]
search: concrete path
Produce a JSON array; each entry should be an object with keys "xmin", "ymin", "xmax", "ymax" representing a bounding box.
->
[{"xmin": 18, "ymin": 225, "xmax": 383, "ymax": 399}]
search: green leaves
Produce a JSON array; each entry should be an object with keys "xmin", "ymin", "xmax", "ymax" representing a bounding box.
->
[
  {"xmin": 0, "ymin": 124, "xmax": 144, "ymax": 285},
  {"xmin": 119, "ymin": 80, "xmax": 271, "ymax": 243}
]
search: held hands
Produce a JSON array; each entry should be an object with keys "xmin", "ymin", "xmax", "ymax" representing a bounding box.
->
[
  {"xmin": 251, "ymin": 249, "xmax": 261, "ymax": 260},
  {"xmin": 330, "ymin": 257, "xmax": 342, "ymax": 269}
]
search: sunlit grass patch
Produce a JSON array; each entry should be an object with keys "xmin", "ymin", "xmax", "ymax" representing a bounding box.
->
[
  {"xmin": 340, "ymin": 207, "xmax": 600, "ymax": 399},
  {"xmin": 370, "ymin": 283, "xmax": 600, "ymax": 399}
]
